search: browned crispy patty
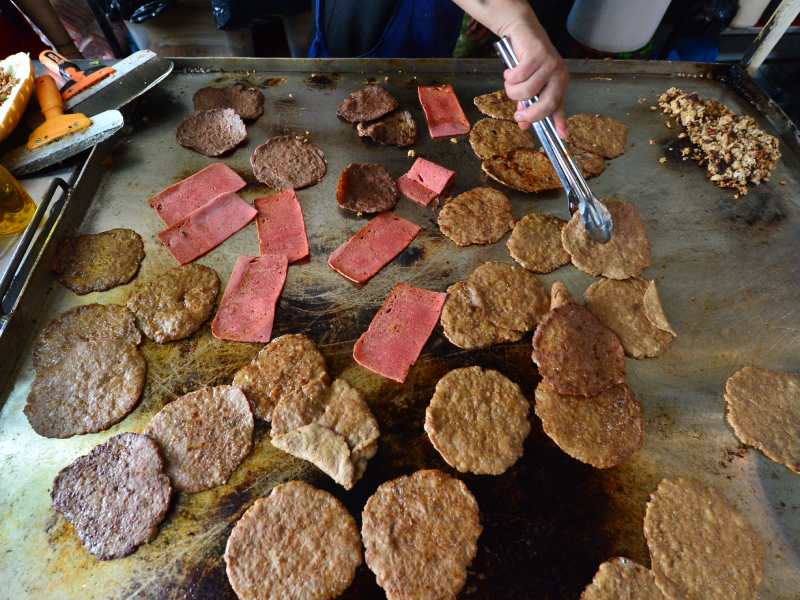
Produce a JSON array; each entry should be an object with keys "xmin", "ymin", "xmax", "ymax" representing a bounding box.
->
[
  {"xmin": 225, "ymin": 480, "xmax": 362, "ymax": 600},
  {"xmin": 356, "ymin": 110, "xmax": 417, "ymax": 147},
  {"xmin": 336, "ymin": 163, "xmax": 399, "ymax": 214},
  {"xmin": 362, "ymin": 470, "xmax": 481, "ymax": 600},
  {"xmin": 440, "ymin": 282, "xmax": 523, "ymax": 350},
  {"xmin": 437, "ymin": 187, "xmax": 515, "ymax": 247},
  {"xmin": 473, "ymin": 89, "xmax": 517, "ymax": 120},
  {"xmin": 32, "ymin": 303, "xmax": 141, "ymax": 371},
  {"xmin": 144, "ymin": 385, "xmax": 254, "ymax": 493},
  {"xmin": 425, "ymin": 367, "xmax": 530, "ymax": 474},
  {"xmin": 25, "ymin": 338, "xmax": 146, "ymax": 438},
  {"xmin": 193, "ymin": 83, "xmax": 265, "ymax": 120},
  {"xmin": 51, "ymin": 432, "xmax": 172, "ymax": 560},
  {"xmin": 336, "ymin": 85, "xmax": 399, "ymax": 123},
  {"xmin": 52, "ymin": 228, "xmax": 144, "ymax": 295},
  {"xmin": 176, "ymin": 108, "xmax": 247, "ymax": 157},
  {"xmin": 126, "ymin": 264, "xmax": 219, "ymax": 343},
  {"xmin": 232, "ymin": 333, "xmax": 329, "ymax": 421},
  {"xmin": 581, "ymin": 557, "xmax": 667, "ymax": 600},
  {"xmin": 535, "ymin": 381, "xmax": 644, "ymax": 469},
  {"xmin": 506, "ymin": 213, "xmax": 570, "ymax": 273},
  {"xmin": 567, "ymin": 113, "xmax": 628, "ymax": 158},
  {"xmin": 644, "ymin": 478, "xmax": 765, "ymax": 600},
  {"xmin": 469, "ymin": 118, "xmax": 536, "ymax": 160},
  {"xmin": 464, "ymin": 261, "xmax": 550, "ymax": 333},
  {"xmin": 532, "ymin": 302, "xmax": 625, "ymax": 397},
  {"xmin": 251, "ymin": 135, "xmax": 327, "ymax": 190},
  {"xmin": 482, "ymin": 147, "xmax": 604, "ymax": 193}
]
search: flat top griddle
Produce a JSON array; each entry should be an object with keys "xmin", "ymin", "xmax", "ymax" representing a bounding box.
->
[{"xmin": 0, "ymin": 58, "xmax": 798, "ymax": 599}]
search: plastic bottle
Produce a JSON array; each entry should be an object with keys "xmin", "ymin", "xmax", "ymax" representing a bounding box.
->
[
  {"xmin": 567, "ymin": 0, "xmax": 673, "ymax": 54},
  {"xmin": 0, "ymin": 165, "xmax": 36, "ymax": 236}
]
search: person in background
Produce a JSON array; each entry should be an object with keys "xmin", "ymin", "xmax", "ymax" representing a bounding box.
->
[{"xmin": 308, "ymin": 0, "xmax": 569, "ymax": 136}]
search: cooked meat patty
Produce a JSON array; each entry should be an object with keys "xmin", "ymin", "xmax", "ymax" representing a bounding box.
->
[
  {"xmin": 437, "ymin": 187, "xmax": 515, "ymax": 247},
  {"xmin": 482, "ymin": 147, "xmax": 604, "ymax": 193},
  {"xmin": 440, "ymin": 282, "xmax": 523, "ymax": 350},
  {"xmin": 336, "ymin": 163, "xmax": 399, "ymax": 214},
  {"xmin": 473, "ymin": 89, "xmax": 517, "ymax": 120},
  {"xmin": 506, "ymin": 213, "xmax": 570, "ymax": 273},
  {"xmin": 193, "ymin": 83, "xmax": 265, "ymax": 120},
  {"xmin": 336, "ymin": 85, "xmax": 399, "ymax": 123},
  {"xmin": 582, "ymin": 558, "xmax": 667, "ymax": 600},
  {"xmin": 52, "ymin": 228, "xmax": 144, "ymax": 295},
  {"xmin": 469, "ymin": 118, "xmax": 536, "ymax": 160},
  {"xmin": 356, "ymin": 110, "xmax": 417, "ymax": 147},
  {"xmin": 251, "ymin": 135, "xmax": 327, "ymax": 190},
  {"xmin": 176, "ymin": 108, "xmax": 247, "ymax": 157},
  {"xmin": 566, "ymin": 113, "xmax": 628, "ymax": 159},
  {"xmin": 51, "ymin": 433, "xmax": 172, "ymax": 560}
]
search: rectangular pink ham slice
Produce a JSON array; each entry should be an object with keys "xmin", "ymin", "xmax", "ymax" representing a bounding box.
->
[
  {"xmin": 353, "ymin": 283, "xmax": 446, "ymax": 383},
  {"xmin": 417, "ymin": 84, "xmax": 470, "ymax": 139},
  {"xmin": 211, "ymin": 254, "xmax": 288, "ymax": 343},
  {"xmin": 148, "ymin": 163, "xmax": 246, "ymax": 226},
  {"xmin": 158, "ymin": 192, "xmax": 257, "ymax": 264},
  {"xmin": 255, "ymin": 189, "xmax": 309, "ymax": 263},
  {"xmin": 397, "ymin": 158, "xmax": 455, "ymax": 206},
  {"xmin": 328, "ymin": 213, "xmax": 421, "ymax": 284}
]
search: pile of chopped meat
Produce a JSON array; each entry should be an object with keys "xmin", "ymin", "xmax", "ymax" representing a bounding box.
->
[{"xmin": 0, "ymin": 69, "xmax": 18, "ymax": 104}]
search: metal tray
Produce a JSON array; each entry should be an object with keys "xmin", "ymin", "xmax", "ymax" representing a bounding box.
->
[{"xmin": 1, "ymin": 58, "xmax": 799, "ymax": 599}]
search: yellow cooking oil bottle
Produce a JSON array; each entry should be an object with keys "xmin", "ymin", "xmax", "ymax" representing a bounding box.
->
[{"xmin": 0, "ymin": 164, "xmax": 35, "ymax": 236}]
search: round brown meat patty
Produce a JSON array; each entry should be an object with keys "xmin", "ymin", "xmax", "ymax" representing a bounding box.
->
[
  {"xmin": 144, "ymin": 385, "xmax": 254, "ymax": 493},
  {"xmin": 582, "ymin": 558, "xmax": 667, "ymax": 600},
  {"xmin": 506, "ymin": 213, "xmax": 570, "ymax": 273},
  {"xmin": 126, "ymin": 264, "xmax": 219, "ymax": 343},
  {"xmin": 336, "ymin": 163, "xmax": 399, "ymax": 214},
  {"xmin": 473, "ymin": 89, "xmax": 517, "ymax": 121},
  {"xmin": 32, "ymin": 303, "xmax": 141, "ymax": 371},
  {"xmin": 440, "ymin": 282, "xmax": 523, "ymax": 350},
  {"xmin": 469, "ymin": 118, "xmax": 536, "ymax": 160},
  {"xmin": 437, "ymin": 187, "xmax": 515, "ymax": 247},
  {"xmin": 176, "ymin": 108, "xmax": 247, "ymax": 157},
  {"xmin": 251, "ymin": 135, "xmax": 327, "ymax": 190},
  {"xmin": 193, "ymin": 83, "xmax": 264, "ymax": 120},
  {"xmin": 25, "ymin": 338, "xmax": 146, "ymax": 438},
  {"xmin": 532, "ymin": 302, "xmax": 625, "ymax": 397},
  {"xmin": 336, "ymin": 85, "xmax": 399, "ymax": 123},
  {"xmin": 225, "ymin": 480, "xmax": 362, "ymax": 600},
  {"xmin": 356, "ymin": 110, "xmax": 417, "ymax": 147},
  {"xmin": 362, "ymin": 469, "xmax": 481, "ymax": 600},
  {"xmin": 51, "ymin": 432, "xmax": 172, "ymax": 560},
  {"xmin": 52, "ymin": 228, "xmax": 144, "ymax": 295},
  {"xmin": 567, "ymin": 113, "xmax": 628, "ymax": 159}
]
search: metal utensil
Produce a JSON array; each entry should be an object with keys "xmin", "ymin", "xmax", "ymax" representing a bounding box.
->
[{"xmin": 494, "ymin": 36, "xmax": 613, "ymax": 243}]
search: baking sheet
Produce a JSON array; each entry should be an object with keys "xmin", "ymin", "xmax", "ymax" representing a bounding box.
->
[{"xmin": 0, "ymin": 58, "xmax": 799, "ymax": 599}]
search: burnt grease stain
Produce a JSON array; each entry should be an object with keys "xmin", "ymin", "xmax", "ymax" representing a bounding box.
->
[
  {"xmin": 305, "ymin": 73, "xmax": 340, "ymax": 89},
  {"xmin": 719, "ymin": 189, "xmax": 786, "ymax": 226},
  {"xmin": 395, "ymin": 245, "xmax": 425, "ymax": 266}
]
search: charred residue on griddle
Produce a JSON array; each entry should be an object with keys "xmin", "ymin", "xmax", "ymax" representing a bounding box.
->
[
  {"xmin": 305, "ymin": 72, "xmax": 340, "ymax": 89},
  {"xmin": 395, "ymin": 245, "xmax": 425, "ymax": 266},
  {"xmin": 660, "ymin": 136, "xmax": 695, "ymax": 166},
  {"xmin": 719, "ymin": 189, "xmax": 786, "ymax": 226},
  {"xmin": 261, "ymin": 76, "xmax": 288, "ymax": 87}
]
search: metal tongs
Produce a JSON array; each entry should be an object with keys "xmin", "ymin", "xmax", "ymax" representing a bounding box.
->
[{"xmin": 494, "ymin": 37, "xmax": 613, "ymax": 243}]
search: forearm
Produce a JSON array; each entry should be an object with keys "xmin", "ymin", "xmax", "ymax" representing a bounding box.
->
[{"xmin": 450, "ymin": 0, "xmax": 544, "ymax": 39}]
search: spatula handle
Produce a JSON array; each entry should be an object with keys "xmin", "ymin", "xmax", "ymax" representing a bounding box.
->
[{"xmin": 34, "ymin": 75, "xmax": 64, "ymax": 121}]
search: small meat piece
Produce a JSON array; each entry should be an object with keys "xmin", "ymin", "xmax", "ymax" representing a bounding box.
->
[
  {"xmin": 506, "ymin": 213, "xmax": 570, "ymax": 273},
  {"xmin": 193, "ymin": 83, "xmax": 264, "ymax": 120},
  {"xmin": 562, "ymin": 198, "xmax": 651, "ymax": 280},
  {"xmin": 126, "ymin": 264, "xmax": 220, "ymax": 343},
  {"xmin": 567, "ymin": 113, "xmax": 628, "ymax": 158},
  {"xmin": 549, "ymin": 281, "xmax": 574, "ymax": 309},
  {"xmin": 353, "ymin": 283, "xmax": 446, "ymax": 383},
  {"xmin": 336, "ymin": 85, "xmax": 399, "ymax": 123},
  {"xmin": 644, "ymin": 478, "xmax": 765, "ymax": 600},
  {"xmin": 176, "ymin": 108, "xmax": 247, "ymax": 157},
  {"xmin": 535, "ymin": 381, "xmax": 644, "ymax": 469},
  {"xmin": 724, "ymin": 366, "xmax": 800, "ymax": 474},
  {"xmin": 336, "ymin": 163, "xmax": 399, "ymax": 214},
  {"xmin": 473, "ymin": 89, "xmax": 517, "ymax": 120},
  {"xmin": 425, "ymin": 366, "xmax": 530, "ymax": 475},
  {"xmin": 273, "ymin": 425, "xmax": 354, "ymax": 487},
  {"xmin": 51, "ymin": 433, "xmax": 171, "ymax": 560},
  {"xmin": 211, "ymin": 254, "xmax": 288, "ymax": 343},
  {"xmin": 464, "ymin": 261, "xmax": 549, "ymax": 333},
  {"xmin": 417, "ymin": 84, "xmax": 470, "ymax": 138},
  {"xmin": 158, "ymin": 192, "xmax": 257, "ymax": 265},
  {"xmin": 144, "ymin": 385, "xmax": 254, "ymax": 493},
  {"xmin": 225, "ymin": 481, "xmax": 362, "ymax": 600},
  {"xmin": 585, "ymin": 278, "xmax": 676, "ymax": 359},
  {"xmin": 582, "ymin": 558, "xmax": 667, "ymax": 600},
  {"xmin": 396, "ymin": 157, "xmax": 455, "ymax": 206},
  {"xmin": 255, "ymin": 189, "xmax": 309, "ymax": 263},
  {"xmin": 440, "ymin": 282, "xmax": 522, "ymax": 350},
  {"xmin": 437, "ymin": 187, "xmax": 514, "ymax": 247},
  {"xmin": 328, "ymin": 212, "xmax": 420, "ymax": 284},
  {"xmin": 52, "ymin": 228, "xmax": 144, "ymax": 295},
  {"xmin": 251, "ymin": 135, "xmax": 327, "ymax": 190},
  {"xmin": 362, "ymin": 469, "xmax": 481, "ymax": 600},
  {"xmin": 232, "ymin": 333, "xmax": 329, "ymax": 421},
  {"xmin": 25, "ymin": 338, "xmax": 145, "ymax": 438},
  {"xmin": 356, "ymin": 110, "xmax": 417, "ymax": 147},
  {"xmin": 148, "ymin": 163, "xmax": 246, "ymax": 227},
  {"xmin": 482, "ymin": 147, "xmax": 604, "ymax": 193},
  {"xmin": 469, "ymin": 117, "xmax": 536, "ymax": 160},
  {"xmin": 532, "ymin": 302, "xmax": 625, "ymax": 397},
  {"xmin": 32, "ymin": 303, "xmax": 141, "ymax": 371}
]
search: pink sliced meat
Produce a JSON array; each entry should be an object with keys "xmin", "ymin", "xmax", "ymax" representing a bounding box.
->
[
  {"xmin": 353, "ymin": 283, "xmax": 446, "ymax": 383},
  {"xmin": 211, "ymin": 254, "xmax": 288, "ymax": 343},
  {"xmin": 397, "ymin": 158, "xmax": 455, "ymax": 206},
  {"xmin": 417, "ymin": 84, "xmax": 470, "ymax": 139},
  {"xmin": 148, "ymin": 163, "xmax": 246, "ymax": 226},
  {"xmin": 158, "ymin": 192, "xmax": 257, "ymax": 265},
  {"xmin": 328, "ymin": 213, "xmax": 421, "ymax": 284},
  {"xmin": 255, "ymin": 189, "xmax": 309, "ymax": 263}
]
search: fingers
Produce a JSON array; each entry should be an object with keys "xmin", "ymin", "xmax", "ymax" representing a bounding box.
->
[
  {"xmin": 511, "ymin": 68, "xmax": 569, "ymax": 131},
  {"xmin": 553, "ymin": 105, "xmax": 568, "ymax": 139},
  {"xmin": 504, "ymin": 56, "xmax": 558, "ymax": 101}
]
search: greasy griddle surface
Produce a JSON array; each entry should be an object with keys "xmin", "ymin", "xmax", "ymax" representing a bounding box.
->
[{"xmin": 1, "ymin": 60, "xmax": 799, "ymax": 599}]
